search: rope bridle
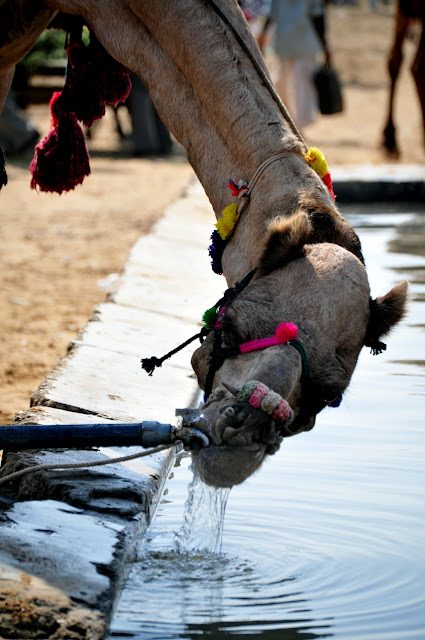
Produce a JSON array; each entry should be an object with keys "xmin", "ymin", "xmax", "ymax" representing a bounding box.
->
[{"xmin": 141, "ymin": 263, "xmax": 342, "ymax": 438}]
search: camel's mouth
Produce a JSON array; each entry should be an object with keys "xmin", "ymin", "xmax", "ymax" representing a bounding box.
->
[
  {"xmin": 194, "ymin": 440, "xmax": 269, "ymax": 487},
  {"xmin": 180, "ymin": 384, "xmax": 289, "ymax": 487}
]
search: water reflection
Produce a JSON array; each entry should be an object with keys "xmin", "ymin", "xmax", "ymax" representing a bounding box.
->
[{"xmin": 109, "ymin": 204, "xmax": 425, "ymax": 640}]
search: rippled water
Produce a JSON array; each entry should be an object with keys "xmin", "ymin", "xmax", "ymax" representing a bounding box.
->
[{"xmin": 109, "ymin": 203, "xmax": 425, "ymax": 640}]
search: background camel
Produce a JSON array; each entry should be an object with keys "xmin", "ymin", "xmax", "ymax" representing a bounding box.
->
[
  {"xmin": 0, "ymin": 0, "xmax": 408, "ymax": 487},
  {"xmin": 383, "ymin": 0, "xmax": 425, "ymax": 154}
]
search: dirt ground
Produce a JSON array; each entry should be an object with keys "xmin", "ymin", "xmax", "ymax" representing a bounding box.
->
[{"xmin": 0, "ymin": 2, "xmax": 423, "ymax": 424}]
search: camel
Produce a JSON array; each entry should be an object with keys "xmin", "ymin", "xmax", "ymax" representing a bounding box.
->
[
  {"xmin": 0, "ymin": 1, "xmax": 408, "ymax": 487},
  {"xmin": 383, "ymin": 0, "xmax": 425, "ymax": 155}
]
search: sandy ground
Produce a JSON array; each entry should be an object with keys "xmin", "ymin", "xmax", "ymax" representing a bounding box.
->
[{"xmin": 0, "ymin": 2, "xmax": 423, "ymax": 425}]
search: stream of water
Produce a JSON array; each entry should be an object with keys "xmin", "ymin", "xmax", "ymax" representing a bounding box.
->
[{"xmin": 108, "ymin": 202, "xmax": 425, "ymax": 640}]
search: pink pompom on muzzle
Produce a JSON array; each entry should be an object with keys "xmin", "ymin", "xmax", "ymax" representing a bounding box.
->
[{"xmin": 239, "ymin": 322, "xmax": 299, "ymax": 354}]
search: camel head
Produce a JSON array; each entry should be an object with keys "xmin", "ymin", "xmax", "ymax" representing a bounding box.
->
[{"xmin": 189, "ymin": 213, "xmax": 408, "ymax": 488}]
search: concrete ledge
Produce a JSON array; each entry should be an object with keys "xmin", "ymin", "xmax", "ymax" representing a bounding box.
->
[
  {"xmin": 0, "ymin": 178, "xmax": 223, "ymax": 639},
  {"xmin": 332, "ymin": 164, "xmax": 425, "ymax": 202}
]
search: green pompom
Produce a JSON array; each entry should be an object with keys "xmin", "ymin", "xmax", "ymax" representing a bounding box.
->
[{"xmin": 202, "ymin": 306, "xmax": 219, "ymax": 330}]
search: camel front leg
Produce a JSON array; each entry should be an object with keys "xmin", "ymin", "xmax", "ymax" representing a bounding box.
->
[
  {"xmin": 382, "ymin": 5, "xmax": 409, "ymax": 155},
  {"xmin": 412, "ymin": 21, "xmax": 425, "ymax": 150}
]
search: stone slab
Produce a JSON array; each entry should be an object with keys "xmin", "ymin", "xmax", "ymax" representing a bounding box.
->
[
  {"xmin": 0, "ymin": 177, "xmax": 223, "ymax": 639},
  {"xmin": 0, "ymin": 405, "xmax": 177, "ymax": 639},
  {"xmin": 72, "ymin": 302, "xmax": 203, "ymax": 361},
  {"xmin": 31, "ymin": 343, "xmax": 199, "ymax": 424}
]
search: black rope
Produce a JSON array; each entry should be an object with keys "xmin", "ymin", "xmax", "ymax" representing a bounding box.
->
[
  {"xmin": 141, "ymin": 329, "xmax": 208, "ymax": 376},
  {"xmin": 203, "ymin": 269, "xmax": 258, "ymax": 398},
  {"xmin": 141, "ymin": 269, "xmax": 258, "ymax": 377}
]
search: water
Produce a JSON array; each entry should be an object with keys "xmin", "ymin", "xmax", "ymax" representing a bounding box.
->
[
  {"xmin": 108, "ymin": 203, "xmax": 425, "ymax": 640},
  {"xmin": 174, "ymin": 463, "xmax": 231, "ymax": 555}
]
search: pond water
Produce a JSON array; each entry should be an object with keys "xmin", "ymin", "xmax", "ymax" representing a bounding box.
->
[{"xmin": 108, "ymin": 203, "xmax": 425, "ymax": 640}]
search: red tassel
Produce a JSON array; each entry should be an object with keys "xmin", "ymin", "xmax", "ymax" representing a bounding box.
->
[
  {"xmin": 96, "ymin": 45, "xmax": 132, "ymax": 108},
  {"xmin": 30, "ymin": 92, "xmax": 90, "ymax": 194},
  {"xmin": 28, "ymin": 23, "xmax": 130, "ymax": 194},
  {"xmin": 322, "ymin": 172, "xmax": 336, "ymax": 201},
  {"xmin": 66, "ymin": 36, "xmax": 131, "ymax": 128},
  {"xmin": 65, "ymin": 40, "xmax": 105, "ymax": 128}
]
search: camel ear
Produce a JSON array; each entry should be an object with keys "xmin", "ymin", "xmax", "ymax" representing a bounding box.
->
[
  {"xmin": 258, "ymin": 211, "xmax": 312, "ymax": 276},
  {"xmin": 364, "ymin": 281, "xmax": 408, "ymax": 354}
]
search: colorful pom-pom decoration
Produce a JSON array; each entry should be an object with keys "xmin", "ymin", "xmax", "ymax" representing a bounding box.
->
[
  {"xmin": 228, "ymin": 178, "xmax": 249, "ymax": 197},
  {"xmin": 305, "ymin": 146, "xmax": 336, "ymax": 201},
  {"xmin": 305, "ymin": 146, "xmax": 328, "ymax": 178},
  {"xmin": 215, "ymin": 203, "xmax": 240, "ymax": 240},
  {"xmin": 202, "ymin": 306, "xmax": 220, "ymax": 331},
  {"xmin": 238, "ymin": 322, "xmax": 299, "ymax": 354},
  {"xmin": 208, "ymin": 229, "xmax": 226, "ymax": 274},
  {"xmin": 274, "ymin": 322, "xmax": 298, "ymax": 343},
  {"xmin": 208, "ymin": 176, "xmax": 249, "ymax": 274},
  {"xmin": 237, "ymin": 379, "xmax": 293, "ymax": 425}
]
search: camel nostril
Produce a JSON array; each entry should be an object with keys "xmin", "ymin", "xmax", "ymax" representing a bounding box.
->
[
  {"xmin": 236, "ymin": 409, "xmax": 248, "ymax": 424},
  {"xmin": 223, "ymin": 426, "xmax": 237, "ymax": 442},
  {"xmin": 229, "ymin": 433, "xmax": 248, "ymax": 447},
  {"xmin": 224, "ymin": 407, "xmax": 235, "ymax": 419}
]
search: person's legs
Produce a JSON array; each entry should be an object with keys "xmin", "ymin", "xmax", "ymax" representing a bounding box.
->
[
  {"xmin": 292, "ymin": 57, "xmax": 318, "ymax": 129},
  {"xmin": 274, "ymin": 58, "xmax": 296, "ymax": 120}
]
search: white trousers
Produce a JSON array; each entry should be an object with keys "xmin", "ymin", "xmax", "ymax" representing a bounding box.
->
[{"xmin": 274, "ymin": 57, "xmax": 318, "ymax": 130}]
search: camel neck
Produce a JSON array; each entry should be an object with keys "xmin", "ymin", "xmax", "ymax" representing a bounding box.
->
[{"xmin": 121, "ymin": 1, "xmax": 303, "ymax": 217}]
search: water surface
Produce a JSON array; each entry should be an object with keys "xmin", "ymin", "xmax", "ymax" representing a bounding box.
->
[{"xmin": 109, "ymin": 203, "xmax": 425, "ymax": 640}]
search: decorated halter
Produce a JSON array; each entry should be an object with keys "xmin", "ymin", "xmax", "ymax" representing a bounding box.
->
[
  {"xmin": 141, "ymin": 266, "xmax": 342, "ymax": 436},
  {"xmin": 142, "ymin": 149, "xmax": 341, "ymax": 429}
]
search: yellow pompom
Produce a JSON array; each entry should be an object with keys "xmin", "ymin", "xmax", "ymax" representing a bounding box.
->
[
  {"xmin": 305, "ymin": 147, "xmax": 328, "ymax": 179},
  {"xmin": 215, "ymin": 203, "xmax": 240, "ymax": 240}
]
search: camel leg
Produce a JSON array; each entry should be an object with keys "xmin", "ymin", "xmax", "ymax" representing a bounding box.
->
[
  {"xmin": 411, "ymin": 20, "xmax": 425, "ymax": 150},
  {"xmin": 382, "ymin": 6, "xmax": 409, "ymax": 155}
]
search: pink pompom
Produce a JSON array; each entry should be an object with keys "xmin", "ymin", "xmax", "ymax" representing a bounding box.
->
[{"xmin": 274, "ymin": 322, "xmax": 298, "ymax": 343}]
